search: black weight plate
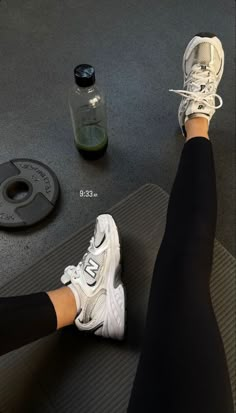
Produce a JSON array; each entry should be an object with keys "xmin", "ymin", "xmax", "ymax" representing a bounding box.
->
[{"xmin": 0, "ymin": 159, "xmax": 60, "ymax": 228}]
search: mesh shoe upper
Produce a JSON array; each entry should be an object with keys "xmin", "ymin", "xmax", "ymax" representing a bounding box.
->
[{"xmin": 184, "ymin": 41, "xmax": 222, "ymax": 78}]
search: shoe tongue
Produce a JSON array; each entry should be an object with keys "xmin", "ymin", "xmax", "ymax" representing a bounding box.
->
[
  {"xmin": 190, "ymin": 63, "xmax": 210, "ymax": 93},
  {"xmin": 94, "ymin": 220, "xmax": 105, "ymax": 248}
]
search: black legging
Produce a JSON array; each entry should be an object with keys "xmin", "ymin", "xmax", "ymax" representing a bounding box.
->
[
  {"xmin": 0, "ymin": 137, "xmax": 234, "ymax": 412},
  {"xmin": 127, "ymin": 137, "xmax": 234, "ymax": 413}
]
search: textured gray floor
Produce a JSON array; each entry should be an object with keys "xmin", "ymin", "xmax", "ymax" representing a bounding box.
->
[
  {"xmin": 0, "ymin": 184, "xmax": 235, "ymax": 412},
  {"xmin": 0, "ymin": 1, "xmax": 235, "ymax": 290}
]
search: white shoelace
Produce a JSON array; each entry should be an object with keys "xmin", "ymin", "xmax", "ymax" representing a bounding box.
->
[
  {"xmin": 169, "ymin": 64, "xmax": 223, "ymax": 110},
  {"xmin": 64, "ymin": 237, "xmax": 95, "ymax": 281}
]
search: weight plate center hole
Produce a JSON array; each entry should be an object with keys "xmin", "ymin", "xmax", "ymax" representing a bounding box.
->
[{"xmin": 6, "ymin": 181, "xmax": 30, "ymax": 202}]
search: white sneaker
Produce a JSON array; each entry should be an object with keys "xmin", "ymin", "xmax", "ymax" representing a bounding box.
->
[
  {"xmin": 169, "ymin": 32, "xmax": 225, "ymax": 138},
  {"xmin": 61, "ymin": 214, "xmax": 125, "ymax": 340}
]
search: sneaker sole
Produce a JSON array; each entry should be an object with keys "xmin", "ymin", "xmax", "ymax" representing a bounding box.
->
[{"xmin": 98, "ymin": 214, "xmax": 125, "ymax": 341}]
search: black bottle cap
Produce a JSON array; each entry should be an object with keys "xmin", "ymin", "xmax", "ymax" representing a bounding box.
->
[{"xmin": 74, "ymin": 64, "xmax": 95, "ymax": 87}]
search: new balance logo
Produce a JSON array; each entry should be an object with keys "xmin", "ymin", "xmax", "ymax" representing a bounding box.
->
[{"xmin": 85, "ymin": 258, "xmax": 100, "ymax": 279}]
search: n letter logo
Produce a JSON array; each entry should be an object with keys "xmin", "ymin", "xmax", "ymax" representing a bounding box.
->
[{"xmin": 85, "ymin": 259, "xmax": 99, "ymax": 279}]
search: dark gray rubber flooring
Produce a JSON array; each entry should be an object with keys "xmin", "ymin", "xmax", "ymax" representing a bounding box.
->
[
  {"xmin": 0, "ymin": 1, "xmax": 235, "ymax": 295},
  {"xmin": 0, "ymin": 184, "xmax": 235, "ymax": 413}
]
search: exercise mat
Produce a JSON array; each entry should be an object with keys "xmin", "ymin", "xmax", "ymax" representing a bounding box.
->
[{"xmin": 0, "ymin": 184, "xmax": 235, "ymax": 412}]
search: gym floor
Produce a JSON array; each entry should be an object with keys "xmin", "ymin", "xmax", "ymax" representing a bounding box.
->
[{"xmin": 0, "ymin": 0, "xmax": 235, "ymax": 289}]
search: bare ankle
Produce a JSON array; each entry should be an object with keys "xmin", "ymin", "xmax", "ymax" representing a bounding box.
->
[
  {"xmin": 47, "ymin": 287, "xmax": 77, "ymax": 330},
  {"xmin": 185, "ymin": 117, "xmax": 210, "ymax": 142}
]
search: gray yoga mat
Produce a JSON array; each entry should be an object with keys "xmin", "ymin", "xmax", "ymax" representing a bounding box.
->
[{"xmin": 0, "ymin": 184, "xmax": 235, "ymax": 413}]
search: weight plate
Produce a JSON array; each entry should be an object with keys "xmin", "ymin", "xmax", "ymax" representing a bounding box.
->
[{"xmin": 0, "ymin": 159, "xmax": 60, "ymax": 228}]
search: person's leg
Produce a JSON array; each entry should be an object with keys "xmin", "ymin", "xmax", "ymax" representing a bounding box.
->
[
  {"xmin": 0, "ymin": 287, "xmax": 77, "ymax": 356},
  {"xmin": 127, "ymin": 120, "xmax": 234, "ymax": 413},
  {"xmin": 0, "ymin": 213, "xmax": 125, "ymax": 356}
]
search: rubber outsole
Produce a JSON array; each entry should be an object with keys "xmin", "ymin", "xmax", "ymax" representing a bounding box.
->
[
  {"xmin": 100, "ymin": 215, "xmax": 126, "ymax": 341},
  {"xmin": 116, "ymin": 227, "xmax": 128, "ymax": 341},
  {"xmin": 195, "ymin": 32, "xmax": 216, "ymax": 38},
  {"xmin": 113, "ymin": 219, "xmax": 127, "ymax": 340}
]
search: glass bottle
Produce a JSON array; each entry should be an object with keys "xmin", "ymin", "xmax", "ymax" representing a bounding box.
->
[{"xmin": 69, "ymin": 64, "xmax": 108, "ymax": 160}]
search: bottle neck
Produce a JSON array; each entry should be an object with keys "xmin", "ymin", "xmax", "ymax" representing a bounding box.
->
[{"xmin": 76, "ymin": 84, "xmax": 96, "ymax": 93}]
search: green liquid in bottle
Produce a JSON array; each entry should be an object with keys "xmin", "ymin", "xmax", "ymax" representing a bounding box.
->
[{"xmin": 75, "ymin": 125, "xmax": 108, "ymax": 160}]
